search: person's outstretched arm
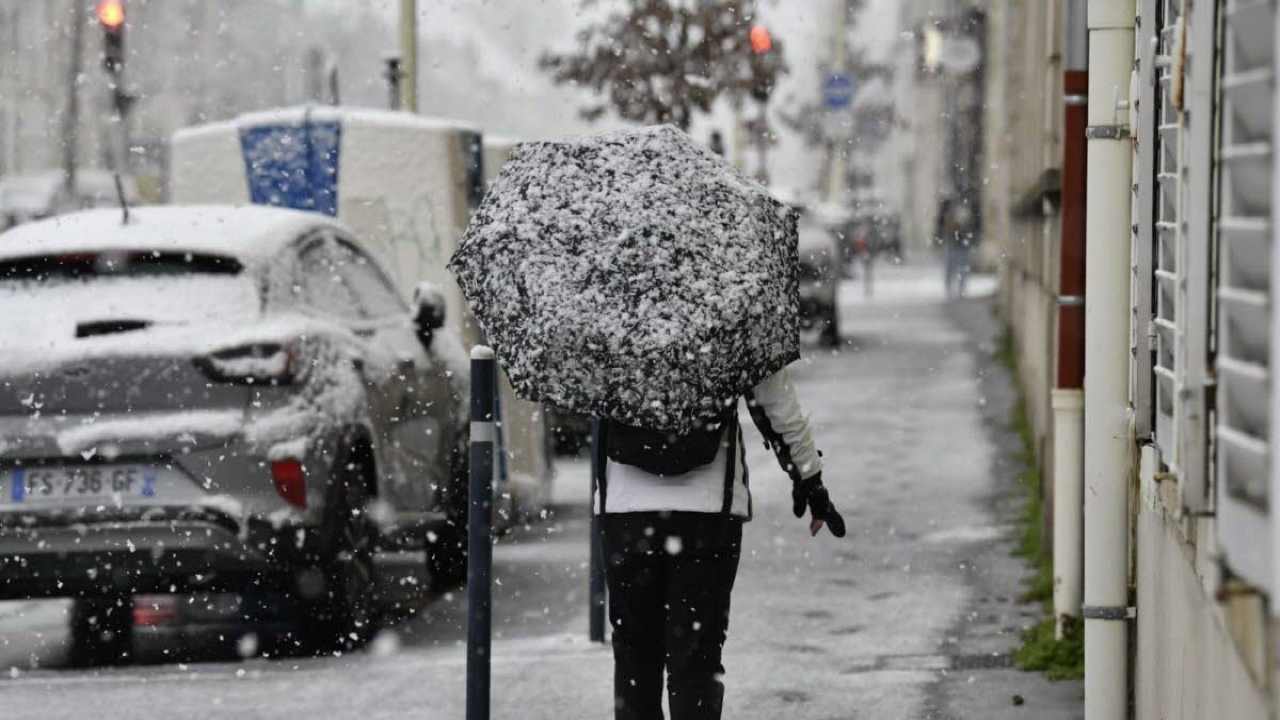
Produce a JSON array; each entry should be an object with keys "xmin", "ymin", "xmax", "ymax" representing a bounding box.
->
[{"xmin": 746, "ymin": 368, "xmax": 846, "ymax": 537}]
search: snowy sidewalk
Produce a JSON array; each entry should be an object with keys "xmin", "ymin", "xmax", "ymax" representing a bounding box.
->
[
  {"xmin": 0, "ymin": 261, "xmax": 1082, "ymax": 719},
  {"xmin": 842, "ymin": 257, "xmax": 998, "ymax": 308}
]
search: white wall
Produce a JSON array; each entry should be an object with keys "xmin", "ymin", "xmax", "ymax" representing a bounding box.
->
[{"xmin": 1135, "ymin": 455, "xmax": 1271, "ymax": 720}]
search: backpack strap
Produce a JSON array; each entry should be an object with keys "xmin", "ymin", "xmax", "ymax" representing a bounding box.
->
[{"xmin": 720, "ymin": 407, "xmax": 740, "ymax": 515}]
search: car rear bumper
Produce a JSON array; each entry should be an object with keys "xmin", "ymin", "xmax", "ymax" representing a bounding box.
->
[
  {"xmin": 131, "ymin": 590, "xmax": 296, "ymax": 661},
  {"xmin": 133, "ymin": 621, "xmax": 295, "ymax": 661},
  {"xmin": 799, "ymin": 296, "xmax": 837, "ymax": 324},
  {"xmin": 0, "ymin": 509, "xmax": 311, "ymax": 600}
]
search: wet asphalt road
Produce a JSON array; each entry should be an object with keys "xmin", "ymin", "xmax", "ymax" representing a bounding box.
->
[{"xmin": 0, "ymin": 263, "xmax": 1082, "ymax": 719}]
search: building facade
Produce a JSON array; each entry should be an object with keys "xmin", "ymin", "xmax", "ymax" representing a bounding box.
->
[
  {"xmin": 992, "ymin": 0, "xmax": 1279, "ymax": 717},
  {"xmin": 0, "ymin": 0, "xmax": 385, "ymax": 193}
]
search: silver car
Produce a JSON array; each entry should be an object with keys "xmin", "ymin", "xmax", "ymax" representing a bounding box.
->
[{"xmin": 0, "ymin": 206, "xmax": 469, "ymax": 661}]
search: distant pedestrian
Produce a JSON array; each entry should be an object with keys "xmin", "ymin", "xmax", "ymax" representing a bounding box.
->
[
  {"xmin": 936, "ymin": 197, "xmax": 975, "ymax": 298},
  {"xmin": 598, "ymin": 369, "xmax": 844, "ymax": 719},
  {"xmin": 708, "ymin": 130, "xmax": 726, "ymax": 157}
]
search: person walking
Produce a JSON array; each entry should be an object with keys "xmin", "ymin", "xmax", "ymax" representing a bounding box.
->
[
  {"xmin": 449, "ymin": 124, "xmax": 845, "ymax": 720},
  {"xmin": 596, "ymin": 368, "xmax": 845, "ymax": 719},
  {"xmin": 936, "ymin": 196, "xmax": 975, "ymax": 298}
]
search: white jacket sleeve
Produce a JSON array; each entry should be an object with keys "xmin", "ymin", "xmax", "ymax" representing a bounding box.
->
[{"xmin": 745, "ymin": 367, "xmax": 822, "ymax": 481}]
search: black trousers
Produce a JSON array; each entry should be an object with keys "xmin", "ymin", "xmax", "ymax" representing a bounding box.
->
[{"xmin": 602, "ymin": 512, "xmax": 744, "ymax": 720}]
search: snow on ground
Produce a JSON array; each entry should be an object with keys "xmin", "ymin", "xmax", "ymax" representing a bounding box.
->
[
  {"xmin": 0, "ymin": 260, "xmax": 1080, "ymax": 719},
  {"xmin": 842, "ymin": 258, "xmax": 998, "ymax": 308}
]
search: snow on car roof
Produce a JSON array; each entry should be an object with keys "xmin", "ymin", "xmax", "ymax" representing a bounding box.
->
[
  {"xmin": 483, "ymin": 134, "xmax": 521, "ymax": 148},
  {"xmin": 172, "ymin": 105, "xmax": 480, "ymax": 146},
  {"xmin": 808, "ymin": 201, "xmax": 855, "ymax": 226},
  {"xmin": 0, "ymin": 205, "xmax": 344, "ymax": 263}
]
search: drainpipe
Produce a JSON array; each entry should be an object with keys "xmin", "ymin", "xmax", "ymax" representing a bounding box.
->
[
  {"xmin": 1082, "ymin": 1, "xmax": 1135, "ymax": 719},
  {"xmin": 1052, "ymin": 0, "xmax": 1088, "ymax": 641}
]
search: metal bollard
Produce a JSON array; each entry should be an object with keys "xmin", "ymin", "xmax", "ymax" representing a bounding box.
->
[
  {"xmin": 589, "ymin": 419, "xmax": 607, "ymax": 643},
  {"xmin": 467, "ymin": 346, "xmax": 496, "ymax": 720}
]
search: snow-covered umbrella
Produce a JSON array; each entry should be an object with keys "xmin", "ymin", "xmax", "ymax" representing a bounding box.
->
[{"xmin": 448, "ymin": 125, "xmax": 799, "ymax": 434}]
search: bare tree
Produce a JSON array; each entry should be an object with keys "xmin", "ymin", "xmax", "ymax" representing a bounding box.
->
[{"xmin": 540, "ymin": 0, "xmax": 787, "ymax": 131}]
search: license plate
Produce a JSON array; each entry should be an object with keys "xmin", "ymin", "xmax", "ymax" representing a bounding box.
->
[{"xmin": 3, "ymin": 465, "xmax": 159, "ymax": 506}]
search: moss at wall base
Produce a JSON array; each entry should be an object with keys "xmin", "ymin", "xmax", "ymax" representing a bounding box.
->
[{"xmin": 998, "ymin": 327, "xmax": 1085, "ymax": 681}]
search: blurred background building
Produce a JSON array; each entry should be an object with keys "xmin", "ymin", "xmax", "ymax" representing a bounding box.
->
[
  {"xmin": 882, "ymin": 0, "xmax": 987, "ymax": 257},
  {"xmin": 0, "ymin": 0, "xmax": 615, "ymax": 202}
]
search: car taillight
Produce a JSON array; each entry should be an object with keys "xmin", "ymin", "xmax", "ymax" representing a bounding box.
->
[
  {"xmin": 195, "ymin": 341, "xmax": 298, "ymax": 386},
  {"xmin": 271, "ymin": 459, "xmax": 306, "ymax": 509},
  {"xmin": 133, "ymin": 595, "xmax": 178, "ymax": 626}
]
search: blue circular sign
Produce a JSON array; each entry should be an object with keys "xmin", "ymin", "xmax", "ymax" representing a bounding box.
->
[{"xmin": 824, "ymin": 73, "xmax": 855, "ymax": 110}]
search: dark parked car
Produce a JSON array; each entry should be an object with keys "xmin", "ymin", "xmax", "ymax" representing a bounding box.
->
[
  {"xmin": 798, "ymin": 219, "xmax": 841, "ymax": 347},
  {"xmin": 129, "ymin": 590, "xmax": 294, "ymax": 663},
  {"xmin": 0, "ymin": 206, "xmax": 470, "ymax": 662},
  {"xmin": 545, "ymin": 407, "xmax": 593, "ymax": 456}
]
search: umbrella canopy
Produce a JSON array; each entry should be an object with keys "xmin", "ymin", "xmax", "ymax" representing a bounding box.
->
[{"xmin": 449, "ymin": 125, "xmax": 799, "ymax": 433}]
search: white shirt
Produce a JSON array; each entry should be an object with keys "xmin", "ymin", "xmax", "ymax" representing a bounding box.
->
[{"xmin": 594, "ymin": 366, "xmax": 821, "ymax": 518}]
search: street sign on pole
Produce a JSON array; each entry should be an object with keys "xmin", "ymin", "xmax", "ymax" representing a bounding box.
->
[
  {"xmin": 822, "ymin": 113, "xmax": 854, "ymax": 142},
  {"xmin": 939, "ymin": 36, "xmax": 982, "ymax": 75},
  {"xmin": 823, "ymin": 73, "xmax": 855, "ymax": 110}
]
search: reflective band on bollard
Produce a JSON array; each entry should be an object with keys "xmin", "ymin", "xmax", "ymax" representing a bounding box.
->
[{"xmin": 467, "ymin": 346, "xmax": 496, "ymax": 720}]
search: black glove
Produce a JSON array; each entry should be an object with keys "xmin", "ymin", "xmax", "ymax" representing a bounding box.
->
[{"xmin": 792, "ymin": 473, "xmax": 846, "ymax": 538}]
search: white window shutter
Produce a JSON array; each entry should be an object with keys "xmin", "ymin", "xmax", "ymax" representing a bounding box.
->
[
  {"xmin": 1177, "ymin": 0, "xmax": 1215, "ymax": 512},
  {"xmin": 1215, "ymin": 0, "xmax": 1276, "ymax": 594},
  {"xmin": 1146, "ymin": 0, "xmax": 1212, "ymax": 514},
  {"xmin": 1152, "ymin": 0, "xmax": 1185, "ymax": 481},
  {"xmin": 1132, "ymin": 0, "xmax": 1160, "ymax": 443}
]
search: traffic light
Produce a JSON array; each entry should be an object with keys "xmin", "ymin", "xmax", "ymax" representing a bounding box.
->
[
  {"xmin": 749, "ymin": 24, "xmax": 773, "ymax": 55},
  {"xmin": 97, "ymin": 0, "xmax": 125, "ymax": 75},
  {"xmin": 748, "ymin": 24, "xmax": 777, "ymax": 103}
]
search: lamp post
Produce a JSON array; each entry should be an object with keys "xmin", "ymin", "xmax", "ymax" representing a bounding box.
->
[{"xmin": 399, "ymin": 0, "xmax": 417, "ymax": 112}]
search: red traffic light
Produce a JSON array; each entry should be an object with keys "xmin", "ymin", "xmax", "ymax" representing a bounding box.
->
[
  {"xmin": 97, "ymin": 0, "xmax": 124, "ymax": 30},
  {"xmin": 749, "ymin": 25, "xmax": 773, "ymax": 54},
  {"xmin": 97, "ymin": 0, "xmax": 125, "ymax": 74}
]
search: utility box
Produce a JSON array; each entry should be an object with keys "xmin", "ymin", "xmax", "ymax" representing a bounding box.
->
[{"xmin": 170, "ymin": 107, "xmax": 551, "ymax": 520}]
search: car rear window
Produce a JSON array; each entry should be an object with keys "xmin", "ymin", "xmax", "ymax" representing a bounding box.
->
[
  {"xmin": 0, "ymin": 251, "xmax": 259, "ymax": 333},
  {"xmin": 0, "ymin": 251, "xmax": 242, "ymax": 283}
]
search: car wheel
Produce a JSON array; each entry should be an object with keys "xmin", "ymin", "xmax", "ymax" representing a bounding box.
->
[
  {"xmin": 68, "ymin": 594, "xmax": 133, "ymax": 666},
  {"xmin": 300, "ymin": 444, "xmax": 379, "ymax": 655},
  {"xmin": 427, "ymin": 428, "xmax": 469, "ymax": 592}
]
